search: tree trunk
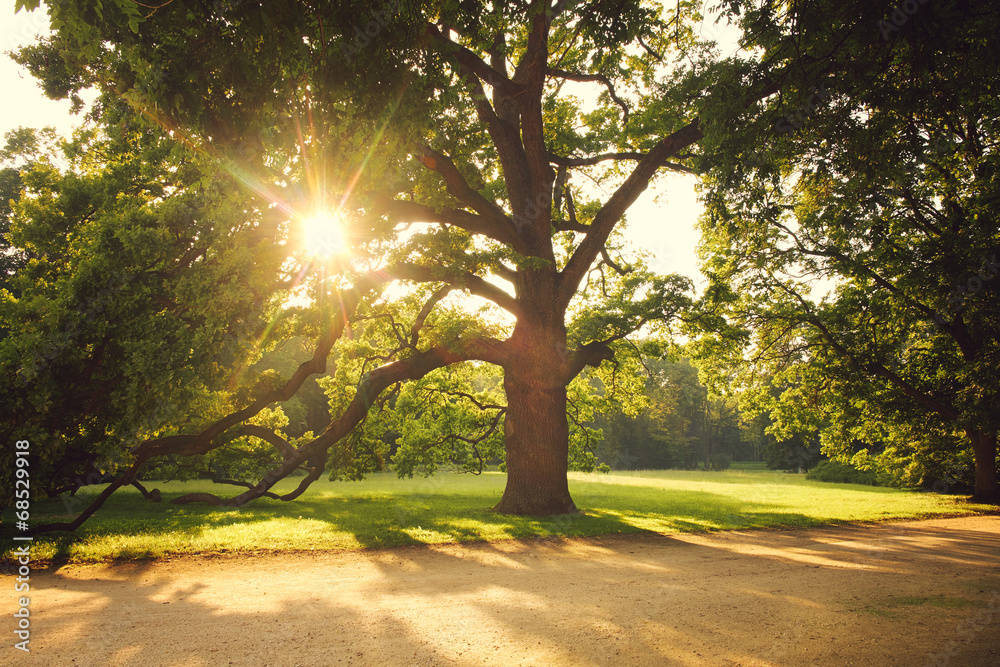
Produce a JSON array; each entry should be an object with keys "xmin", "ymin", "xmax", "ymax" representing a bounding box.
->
[
  {"xmin": 968, "ymin": 428, "xmax": 999, "ymax": 504},
  {"xmin": 493, "ymin": 319, "xmax": 577, "ymax": 515}
]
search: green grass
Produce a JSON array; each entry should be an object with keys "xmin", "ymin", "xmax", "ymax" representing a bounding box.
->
[
  {"xmin": 860, "ymin": 595, "xmax": 979, "ymax": 618},
  {"xmin": 9, "ymin": 469, "xmax": 993, "ymax": 563}
]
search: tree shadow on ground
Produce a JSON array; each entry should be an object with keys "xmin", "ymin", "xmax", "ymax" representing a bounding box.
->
[
  {"xmin": 20, "ymin": 475, "xmax": 990, "ymax": 569},
  {"xmin": 182, "ymin": 487, "xmax": 826, "ymax": 551}
]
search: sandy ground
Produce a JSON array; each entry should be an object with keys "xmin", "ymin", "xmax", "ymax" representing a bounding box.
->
[{"xmin": 4, "ymin": 515, "xmax": 1000, "ymax": 666}]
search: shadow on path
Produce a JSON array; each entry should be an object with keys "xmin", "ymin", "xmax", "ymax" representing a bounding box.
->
[{"xmin": 7, "ymin": 516, "xmax": 999, "ymax": 666}]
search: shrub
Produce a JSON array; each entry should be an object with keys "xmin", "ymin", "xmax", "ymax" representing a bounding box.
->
[{"xmin": 806, "ymin": 460, "xmax": 879, "ymax": 486}]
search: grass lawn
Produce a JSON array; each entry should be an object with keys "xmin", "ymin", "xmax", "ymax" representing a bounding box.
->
[{"xmin": 10, "ymin": 469, "xmax": 993, "ymax": 563}]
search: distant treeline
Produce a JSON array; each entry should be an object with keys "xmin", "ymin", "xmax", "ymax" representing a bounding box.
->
[{"xmin": 589, "ymin": 358, "xmax": 821, "ymax": 472}]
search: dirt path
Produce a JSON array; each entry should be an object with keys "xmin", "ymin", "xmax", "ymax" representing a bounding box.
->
[{"xmin": 6, "ymin": 516, "xmax": 1000, "ymax": 666}]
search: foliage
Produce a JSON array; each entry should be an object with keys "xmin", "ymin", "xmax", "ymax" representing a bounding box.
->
[
  {"xmin": 849, "ymin": 436, "xmax": 976, "ymax": 494},
  {"xmin": 0, "ymin": 117, "xmax": 290, "ymax": 503},
  {"xmin": 693, "ymin": 0, "xmax": 1000, "ymax": 502}
]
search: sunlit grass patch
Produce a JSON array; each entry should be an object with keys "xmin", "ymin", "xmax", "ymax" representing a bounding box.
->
[{"xmin": 11, "ymin": 469, "xmax": 992, "ymax": 563}]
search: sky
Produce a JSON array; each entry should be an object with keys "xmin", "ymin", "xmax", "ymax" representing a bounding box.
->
[
  {"xmin": 2, "ymin": 5, "xmax": 82, "ymax": 136},
  {"xmin": 0, "ymin": 3, "xmax": 735, "ymax": 287}
]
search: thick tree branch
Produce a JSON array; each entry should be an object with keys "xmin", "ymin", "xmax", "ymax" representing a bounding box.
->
[
  {"xmin": 426, "ymin": 23, "xmax": 523, "ymax": 100},
  {"xmin": 553, "ymin": 220, "xmax": 589, "ymax": 233},
  {"xmin": 227, "ymin": 425, "xmax": 297, "ymax": 460},
  {"xmin": 565, "ymin": 340, "xmax": 616, "ymax": 380},
  {"xmin": 488, "ymin": 29, "xmax": 519, "ymax": 126},
  {"xmin": 426, "ymin": 25, "xmax": 533, "ymax": 211},
  {"xmin": 547, "ymin": 67, "xmax": 629, "ymax": 125},
  {"xmin": 551, "ymin": 168, "xmax": 588, "ymax": 232},
  {"xmin": 491, "ymin": 262, "xmax": 517, "ymax": 283},
  {"xmin": 391, "ymin": 263, "xmax": 522, "ymax": 318},
  {"xmin": 184, "ymin": 339, "xmax": 509, "ymax": 507},
  {"xmin": 28, "ymin": 454, "xmax": 152, "ymax": 534},
  {"xmin": 516, "ymin": 2, "xmax": 557, "ymax": 233},
  {"xmin": 372, "ymin": 190, "xmax": 520, "ymax": 249},
  {"xmin": 130, "ymin": 479, "xmax": 161, "ymax": 502},
  {"xmin": 558, "ymin": 119, "xmax": 704, "ymax": 307},
  {"xmin": 552, "ymin": 163, "xmax": 567, "ymax": 212},
  {"xmin": 276, "ymin": 453, "xmax": 330, "ymax": 502}
]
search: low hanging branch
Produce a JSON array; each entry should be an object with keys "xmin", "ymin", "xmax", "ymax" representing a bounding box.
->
[
  {"xmin": 134, "ymin": 271, "xmax": 388, "ymax": 461},
  {"xmin": 226, "ymin": 424, "xmax": 297, "ymax": 460},
  {"xmin": 168, "ymin": 337, "xmax": 509, "ymax": 507},
  {"xmin": 26, "ymin": 259, "xmax": 521, "ymax": 533}
]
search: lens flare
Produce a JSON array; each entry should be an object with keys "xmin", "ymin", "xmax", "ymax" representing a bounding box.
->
[{"xmin": 301, "ymin": 212, "xmax": 347, "ymax": 258}]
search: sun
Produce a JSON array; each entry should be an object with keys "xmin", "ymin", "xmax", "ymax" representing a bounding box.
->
[{"xmin": 300, "ymin": 211, "xmax": 347, "ymax": 259}]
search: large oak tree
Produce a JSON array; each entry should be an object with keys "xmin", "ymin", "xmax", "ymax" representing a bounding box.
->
[{"xmin": 7, "ymin": 0, "xmax": 726, "ymax": 526}]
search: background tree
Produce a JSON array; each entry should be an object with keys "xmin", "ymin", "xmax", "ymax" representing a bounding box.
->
[
  {"xmin": 593, "ymin": 357, "xmax": 749, "ymax": 470},
  {"xmin": 693, "ymin": 0, "xmax": 1000, "ymax": 502},
  {"xmin": 0, "ymin": 110, "xmax": 292, "ymax": 508}
]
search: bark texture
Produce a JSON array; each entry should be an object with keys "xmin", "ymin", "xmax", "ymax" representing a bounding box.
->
[
  {"xmin": 969, "ymin": 429, "xmax": 999, "ymax": 504},
  {"xmin": 493, "ymin": 318, "xmax": 577, "ymax": 515}
]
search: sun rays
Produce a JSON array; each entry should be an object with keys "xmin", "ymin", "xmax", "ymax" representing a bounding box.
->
[{"xmin": 300, "ymin": 210, "xmax": 348, "ymax": 259}]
